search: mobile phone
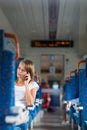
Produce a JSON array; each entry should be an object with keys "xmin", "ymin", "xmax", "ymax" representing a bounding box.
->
[{"xmin": 25, "ymin": 75, "xmax": 28, "ymax": 81}]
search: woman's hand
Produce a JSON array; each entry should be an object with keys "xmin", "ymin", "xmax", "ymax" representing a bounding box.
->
[{"xmin": 24, "ymin": 73, "xmax": 31, "ymax": 86}]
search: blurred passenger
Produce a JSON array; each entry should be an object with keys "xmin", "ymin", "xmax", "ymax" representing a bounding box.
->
[{"xmin": 41, "ymin": 81, "xmax": 51, "ymax": 110}]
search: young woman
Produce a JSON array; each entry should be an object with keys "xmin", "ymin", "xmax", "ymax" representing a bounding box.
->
[{"xmin": 15, "ymin": 59, "xmax": 39, "ymax": 109}]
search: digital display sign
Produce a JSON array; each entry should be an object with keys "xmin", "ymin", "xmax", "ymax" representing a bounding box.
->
[{"xmin": 31, "ymin": 40, "xmax": 73, "ymax": 47}]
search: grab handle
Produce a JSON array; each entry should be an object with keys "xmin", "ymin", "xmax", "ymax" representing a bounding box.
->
[
  {"xmin": 64, "ymin": 76, "xmax": 70, "ymax": 84},
  {"xmin": 5, "ymin": 33, "xmax": 20, "ymax": 60},
  {"xmin": 77, "ymin": 60, "xmax": 86, "ymax": 73},
  {"xmin": 70, "ymin": 70, "xmax": 75, "ymax": 77}
]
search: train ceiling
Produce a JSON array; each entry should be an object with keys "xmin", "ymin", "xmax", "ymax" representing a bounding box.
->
[{"xmin": 0, "ymin": 0, "xmax": 87, "ymax": 56}]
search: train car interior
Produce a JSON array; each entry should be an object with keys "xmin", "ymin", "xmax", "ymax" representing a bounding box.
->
[{"xmin": 0, "ymin": 0, "xmax": 87, "ymax": 130}]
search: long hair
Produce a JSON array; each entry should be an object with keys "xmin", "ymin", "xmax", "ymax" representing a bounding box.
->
[{"xmin": 20, "ymin": 59, "xmax": 35, "ymax": 81}]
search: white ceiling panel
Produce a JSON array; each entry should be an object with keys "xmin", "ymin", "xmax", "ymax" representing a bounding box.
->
[{"xmin": 0, "ymin": 0, "xmax": 87, "ymax": 54}]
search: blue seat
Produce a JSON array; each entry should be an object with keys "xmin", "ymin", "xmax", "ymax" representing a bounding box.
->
[
  {"xmin": 71, "ymin": 72, "xmax": 81, "ymax": 126},
  {"xmin": 64, "ymin": 72, "xmax": 80, "ymax": 127},
  {"xmin": 0, "ymin": 29, "xmax": 20, "ymax": 130},
  {"xmin": 72, "ymin": 59, "xmax": 87, "ymax": 130},
  {"xmin": 65, "ymin": 75, "xmax": 79, "ymax": 101},
  {"xmin": 0, "ymin": 30, "xmax": 42, "ymax": 130},
  {"xmin": 79, "ymin": 69, "xmax": 87, "ymax": 130}
]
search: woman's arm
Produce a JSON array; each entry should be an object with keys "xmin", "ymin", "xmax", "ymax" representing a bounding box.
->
[
  {"xmin": 24, "ymin": 73, "xmax": 39, "ymax": 105},
  {"xmin": 25, "ymin": 86, "xmax": 38, "ymax": 105}
]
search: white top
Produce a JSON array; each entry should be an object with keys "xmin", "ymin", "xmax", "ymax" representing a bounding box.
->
[{"xmin": 15, "ymin": 81, "xmax": 39, "ymax": 108}]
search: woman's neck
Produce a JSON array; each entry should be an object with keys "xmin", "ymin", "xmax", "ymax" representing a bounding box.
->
[{"xmin": 16, "ymin": 79, "xmax": 24, "ymax": 86}]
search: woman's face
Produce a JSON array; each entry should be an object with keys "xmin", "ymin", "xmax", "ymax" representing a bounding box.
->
[{"xmin": 17, "ymin": 62, "xmax": 27, "ymax": 80}]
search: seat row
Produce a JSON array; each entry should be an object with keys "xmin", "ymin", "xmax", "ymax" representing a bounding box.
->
[
  {"xmin": 63, "ymin": 59, "xmax": 87, "ymax": 130},
  {"xmin": 0, "ymin": 29, "xmax": 43, "ymax": 130}
]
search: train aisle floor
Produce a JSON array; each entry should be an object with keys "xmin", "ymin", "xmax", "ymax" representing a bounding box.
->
[{"xmin": 32, "ymin": 107, "xmax": 78, "ymax": 130}]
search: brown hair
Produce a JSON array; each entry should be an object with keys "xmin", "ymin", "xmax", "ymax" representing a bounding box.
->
[{"xmin": 21, "ymin": 59, "xmax": 35, "ymax": 81}]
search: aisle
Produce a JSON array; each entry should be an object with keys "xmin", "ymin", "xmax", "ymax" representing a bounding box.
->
[{"xmin": 33, "ymin": 108, "xmax": 77, "ymax": 130}]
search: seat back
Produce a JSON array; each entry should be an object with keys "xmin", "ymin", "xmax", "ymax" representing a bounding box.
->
[
  {"xmin": 65, "ymin": 70, "xmax": 79, "ymax": 101},
  {"xmin": 0, "ymin": 30, "xmax": 20, "ymax": 130},
  {"xmin": 79, "ymin": 69, "xmax": 87, "ymax": 120},
  {"xmin": 77, "ymin": 60, "xmax": 87, "ymax": 129}
]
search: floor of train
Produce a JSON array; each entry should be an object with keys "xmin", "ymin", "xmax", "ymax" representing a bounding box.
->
[{"xmin": 32, "ymin": 107, "xmax": 78, "ymax": 130}]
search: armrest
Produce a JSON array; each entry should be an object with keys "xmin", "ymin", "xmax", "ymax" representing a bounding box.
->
[
  {"xmin": 11, "ymin": 106, "xmax": 23, "ymax": 114},
  {"xmin": 5, "ymin": 115, "xmax": 19, "ymax": 124},
  {"xmin": 35, "ymin": 98, "xmax": 44, "ymax": 106},
  {"xmin": 5, "ymin": 106, "xmax": 30, "ymax": 125},
  {"xmin": 35, "ymin": 98, "xmax": 40, "ymax": 103},
  {"xmin": 78, "ymin": 106, "xmax": 83, "ymax": 110},
  {"xmin": 5, "ymin": 106, "xmax": 24, "ymax": 124},
  {"xmin": 72, "ymin": 104, "xmax": 83, "ymax": 113},
  {"xmin": 35, "ymin": 98, "xmax": 40, "ymax": 106},
  {"xmin": 39, "ymin": 99, "xmax": 43, "ymax": 104}
]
